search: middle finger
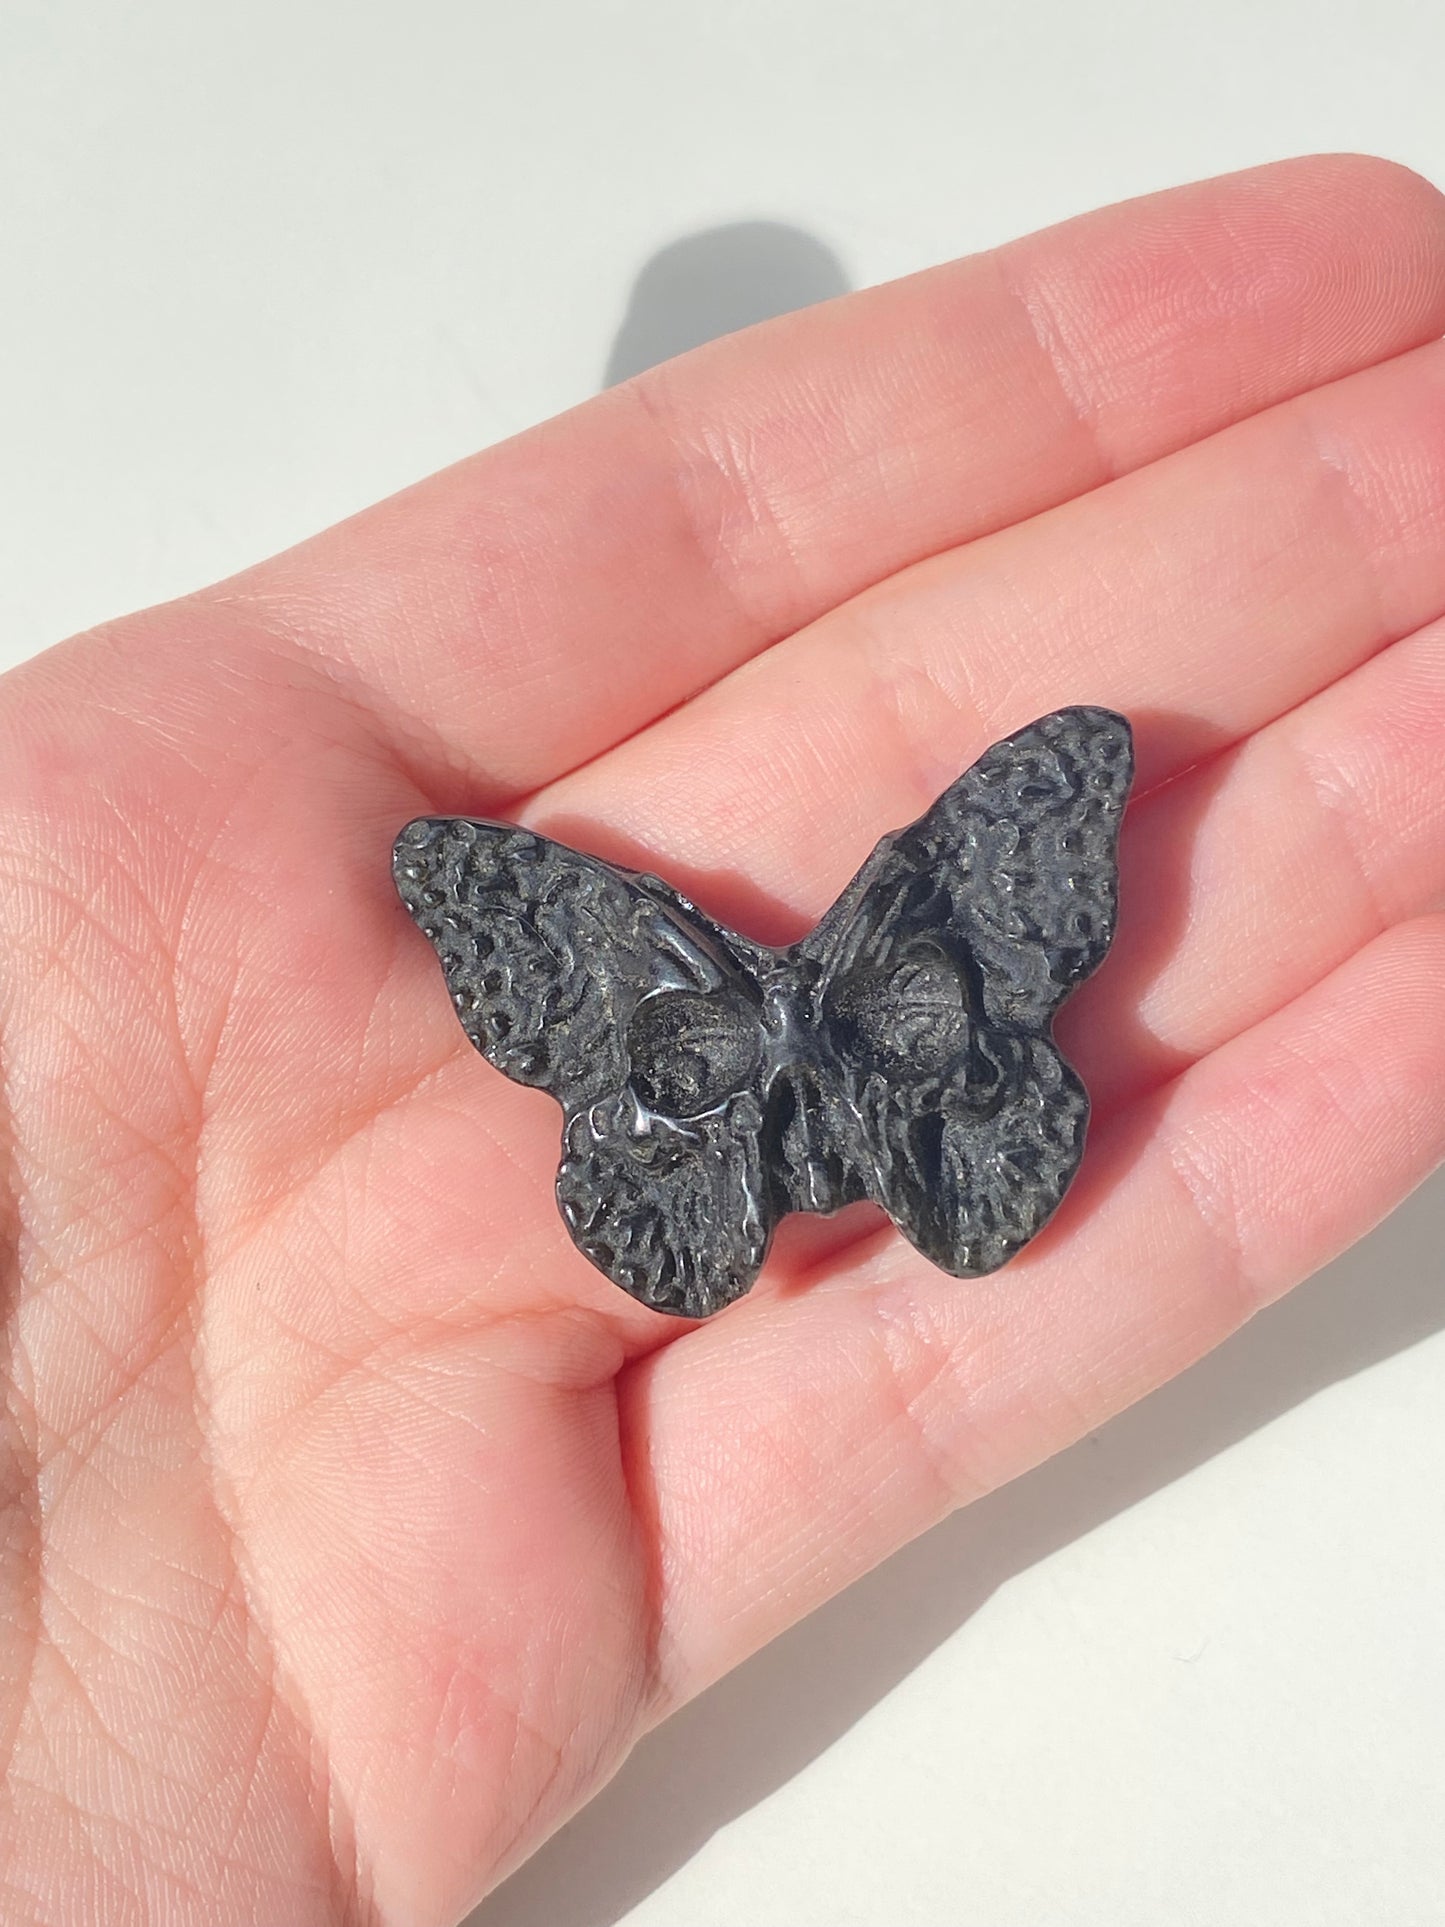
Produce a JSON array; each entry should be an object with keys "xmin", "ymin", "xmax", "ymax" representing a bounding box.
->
[{"xmin": 530, "ymin": 336, "xmax": 1445, "ymax": 936}]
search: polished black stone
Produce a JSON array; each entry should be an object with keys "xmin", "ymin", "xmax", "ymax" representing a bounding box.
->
[{"xmin": 393, "ymin": 705, "xmax": 1133, "ymax": 1318}]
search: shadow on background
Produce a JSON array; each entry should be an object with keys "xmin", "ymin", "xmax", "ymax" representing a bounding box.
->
[
  {"xmin": 602, "ymin": 221, "xmax": 851, "ymax": 385},
  {"xmin": 468, "ymin": 225, "xmax": 1445, "ymax": 1927}
]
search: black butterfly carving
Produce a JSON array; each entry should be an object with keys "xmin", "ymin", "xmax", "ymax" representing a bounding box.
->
[{"xmin": 393, "ymin": 705, "xmax": 1133, "ymax": 1318}]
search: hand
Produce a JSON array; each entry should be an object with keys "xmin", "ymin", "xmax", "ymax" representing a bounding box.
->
[{"xmin": 3, "ymin": 154, "xmax": 1443, "ymax": 1926}]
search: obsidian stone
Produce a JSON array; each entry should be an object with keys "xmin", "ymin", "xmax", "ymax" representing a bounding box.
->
[{"xmin": 394, "ymin": 705, "xmax": 1133, "ymax": 1318}]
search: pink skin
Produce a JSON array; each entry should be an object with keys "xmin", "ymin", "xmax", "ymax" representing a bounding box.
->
[{"xmin": 2, "ymin": 153, "xmax": 1445, "ymax": 1926}]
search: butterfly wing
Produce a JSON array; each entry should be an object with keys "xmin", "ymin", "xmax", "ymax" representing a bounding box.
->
[
  {"xmin": 393, "ymin": 816, "xmax": 776, "ymax": 1315},
  {"xmin": 798, "ymin": 706, "xmax": 1133, "ymax": 1275}
]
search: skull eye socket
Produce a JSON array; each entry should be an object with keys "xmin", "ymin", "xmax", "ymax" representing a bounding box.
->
[
  {"xmin": 827, "ymin": 945, "xmax": 973, "ymax": 1071},
  {"xmin": 626, "ymin": 988, "xmax": 762, "ymax": 1119}
]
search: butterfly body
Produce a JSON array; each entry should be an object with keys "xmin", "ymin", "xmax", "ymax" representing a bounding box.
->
[{"xmin": 393, "ymin": 705, "xmax": 1133, "ymax": 1317}]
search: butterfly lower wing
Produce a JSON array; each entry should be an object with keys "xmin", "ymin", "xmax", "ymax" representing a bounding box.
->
[
  {"xmin": 556, "ymin": 1092, "xmax": 771, "ymax": 1316},
  {"xmin": 826, "ymin": 1035, "xmax": 1090, "ymax": 1275},
  {"xmin": 394, "ymin": 816, "xmax": 777, "ymax": 1313},
  {"xmin": 799, "ymin": 706, "xmax": 1133, "ymax": 1275}
]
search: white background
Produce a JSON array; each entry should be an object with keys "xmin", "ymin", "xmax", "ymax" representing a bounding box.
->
[{"xmin": 4, "ymin": 4, "xmax": 1443, "ymax": 1923}]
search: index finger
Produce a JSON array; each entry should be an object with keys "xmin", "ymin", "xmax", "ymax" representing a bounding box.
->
[{"xmin": 219, "ymin": 155, "xmax": 1445, "ymax": 800}]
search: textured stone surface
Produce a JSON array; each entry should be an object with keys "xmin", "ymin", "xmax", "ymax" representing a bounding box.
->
[{"xmin": 393, "ymin": 705, "xmax": 1134, "ymax": 1318}]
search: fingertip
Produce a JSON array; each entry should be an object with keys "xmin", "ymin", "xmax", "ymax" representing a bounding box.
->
[
  {"xmin": 1246, "ymin": 152, "xmax": 1445, "ymax": 325},
  {"xmin": 1274, "ymin": 150, "xmax": 1445, "ymax": 225}
]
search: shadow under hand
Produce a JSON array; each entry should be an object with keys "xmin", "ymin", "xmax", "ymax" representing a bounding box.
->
[
  {"xmin": 602, "ymin": 222, "xmax": 851, "ymax": 387},
  {"xmin": 477, "ymin": 1168, "xmax": 1445, "ymax": 1927}
]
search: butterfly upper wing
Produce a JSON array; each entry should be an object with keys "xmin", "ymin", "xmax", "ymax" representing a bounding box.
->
[
  {"xmin": 797, "ymin": 706, "xmax": 1133, "ymax": 1275},
  {"xmin": 804, "ymin": 705, "xmax": 1134, "ymax": 1028},
  {"xmin": 392, "ymin": 816, "xmax": 776, "ymax": 1315}
]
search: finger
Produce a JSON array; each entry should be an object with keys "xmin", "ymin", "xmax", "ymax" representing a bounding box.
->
[
  {"xmin": 529, "ymin": 337, "xmax": 1445, "ymax": 931},
  {"xmin": 217, "ymin": 156, "xmax": 1445, "ymax": 798},
  {"xmin": 1063, "ymin": 613, "xmax": 1445, "ymax": 1115},
  {"xmin": 622, "ymin": 917, "xmax": 1445, "ymax": 1707}
]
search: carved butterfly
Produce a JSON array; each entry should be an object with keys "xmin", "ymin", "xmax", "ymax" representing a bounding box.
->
[{"xmin": 393, "ymin": 705, "xmax": 1133, "ymax": 1318}]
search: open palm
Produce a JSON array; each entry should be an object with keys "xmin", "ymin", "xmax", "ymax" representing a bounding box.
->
[{"xmin": 3, "ymin": 155, "xmax": 1444, "ymax": 1926}]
